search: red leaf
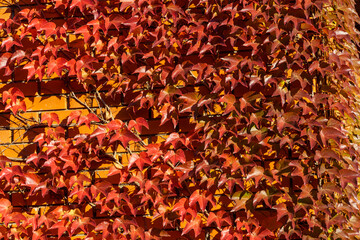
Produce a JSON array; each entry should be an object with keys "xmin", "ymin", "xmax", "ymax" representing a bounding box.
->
[
  {"xmin": 70, "ymin": 217, "xmax": 94, "ymax": 236},
  {"xmin": 0, "ymin": 156, "xmax": 10, "ymax": 168},
  {"xmin": 67, "ymin": 110, "xmax": 81, "ymax": 125},
  {"xmin": 24, "ymin": 173, "xmax": 41, "ymax": 194},
  {"xmin": 107, "ymin": 119, "xmax": 124, "ymax": 131},
  {"xmin": 164, "ymin": 132, "xmax": 184, "ymax": 147},
  {"xmin": 0, "ymin": 53, "xmax": 11, "ymax": 70},
  {"xmin": 94, "ymin": 221, "xmax": 110, "ymax": 238},
  {"xmin": 23, "ymin": 61, "xmax": 37, "ymax": 81},
  {"xmin": 90, "ymin": 126, "xmax": 107, "ymax": 145},
  {"xmin": 219, "ymin": 94, "xmax": 236, "ymax": 114},
  {"xmin": 221, "ymin": 56, "xmax": 241, "ymax": 72},
  {"xmin": 50, "ymin": 220, "xmax": 68, "ymax": 238},
  {"xmin": 87, "ymin": 113, "xmax": 100, "ymax": 123},
  {"xmin": 0, "ymin": 199, "xmax": 12, "ymax": 215},
  {"xmin": 1, "ymin": 37, "xmax": 21, "ymax": 51},
  {"xmin": 320, "ymin": 127, "xmax": 345, "ymax": 145},
  {"xmin": 173, "ymin": 198, "xmax": 188, "ymax": 220},
  {"xmin": 39, "ymin": 22, "xmax": 57, "ymax": 38},
  {"xmin": 110, "ymin": 128, "xmax": 139, "ymax": 147},
  {"xmin": 182, "ymin": 215, "xmax": 202, "ymax": 237},
  {"xmin": 109, "ymin": 15, "xmax": 126, "ymax": 31},
  {"xmin": 163, "ymin": 149, "xmax": 186, "ymax": 165},
  {"xmin": 172, "ymin": 64, "xmax": 185, "ymax": 80},
  {"xmin": 207, "ymin": 211, "xmax": 231, "ymax": 228},
  {"xmin": 70, "ymin": 0, "xmax": 95, "ymax": 12},
  {"xmin": 128, "ymin": 117, "xmax": 149, "ymax": 133},
  {"xmin": 10, "ymin": 50, "xmax": 25, "ymax": 63},
  {"xmin": 189, "ymin": 190, "xmax": 214, "ymax": 211},
  {"xmin": 128, "ymin": 152, "xmax": 151, "ymax": 170},
  {"xmin": 41, "ymin": 113, "xmax": 60, "ymax": 127},
  {"xmin": 246, "ymin": 166, "xmax": 264, "ymax": 187},
  {"xmin": 119, "ymin": 0, "xmax": 134, "ymax": 11},
  {"xmin": 273, "ymin": 202, "xmax": 290, "ymax": 221}
]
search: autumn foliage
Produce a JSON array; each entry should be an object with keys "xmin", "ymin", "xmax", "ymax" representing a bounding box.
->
[{"xmin": 0, "ymin": 0, "xmax": 359, "ymax": 239}]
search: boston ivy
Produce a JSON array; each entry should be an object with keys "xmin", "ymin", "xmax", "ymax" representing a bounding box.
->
[{"xmin": 0, "ymin": 0, "xmax": 359, "ymax": 239}]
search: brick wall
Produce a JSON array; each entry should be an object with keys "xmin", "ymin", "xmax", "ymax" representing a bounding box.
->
[{"xmin": 0, "ymin": 0, "xmax": 359, "ymax": 239}]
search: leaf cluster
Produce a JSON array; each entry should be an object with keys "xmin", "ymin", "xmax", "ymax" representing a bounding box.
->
[{"xmin": 0, "ymin": 0, "xmax": 359, "ymax": 239}]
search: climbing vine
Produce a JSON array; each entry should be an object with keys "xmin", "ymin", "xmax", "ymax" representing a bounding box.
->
[{"xmin": 0, "ymin": 0, "xmax": 359, "ymax": 239}]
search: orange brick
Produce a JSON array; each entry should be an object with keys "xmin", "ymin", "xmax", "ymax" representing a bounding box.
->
[
  {"xmin": 109, "ymin": 106, "xmax": 131, "ymax": 120},
  {"xmin": 148, "ymin": 135, "xmax": 166, "ymax": 144},
  {"xmin": 40, "ymin": 80, "xmax": 67, "ymax": 95},
  {"xmin": 14, "ymin": 68, "xmax": 29, "ymax": 82},
  {"xmin": 0, "ymin": 114, "xmax": 10, "ymax": 126},
  {"xmin": 178, "ymin": 117, "xmax": 195, "ymax": 132},
  {"xmin": 0, "ymin": 129, "xmax": 11, "ymax": 144},
  {"xmin": 121, "ymin": 153, "xmax": 131, "ymax": 165},
  {"xmin": 0, "ymin": 81, "xmax": 38, "ymax": 96},
  {"xmin": 94, "ymin": 161, "xmax": 116, "ymax": 169},
  {"xmin": 67, "ymin": 125, "xmax": 96, "ymax": 137},
  {"xmin": 25, "ymin": 96, "xmax": 67, "ymax": 111},
  {"xmin": 0, "ymin": 7, "xmax": 11, "ymax": 19},
  {"xmin": 13, "ymin": 128, "xmax": 45, "ymax": 143},
  {"xmin": 99, "ymin": 92, "xmax": 122, "ymax": 107},
  {"xmin": 142, "ymin": 120, "xmax": 174, "ymax": 135},
  {"xmin": 0, "ymin": 143, "xmax": 36, "ymax": 159},
  {"xmin": 68, "ymin": 93, "xmax": 98, "ymax": 109},
  {"xmin": 94, "ymin": 169, "xmax": 109, "ymax": 179},
  {"xmin": 68, "ymin": 79, "xmax": 87, "ymax": 93},
  {"xmin": 26, "ymin": 191, "xmax": 65, "ymax": 206},
  {"xmin": 9, "ymin": 112, "xmax": 39, "ymax": 129},
  {"xmin": 11, "ymin": 192, "xmax": 27, "ymax": 207},
  {"xmin": 0, "ymin": 68, "xmax": 11, "ymax": 82}
]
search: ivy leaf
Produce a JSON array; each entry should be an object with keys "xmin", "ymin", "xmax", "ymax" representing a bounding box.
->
[
  {"xmin": 0, "ymin": 199, "xmax": 12, "ymax": 215},
  {"xmin": 10, "ymin": 50, "xmax": 25, "ymax": 63},
  {"xmin": 70, "ymin": 0, "xmax": 95, "ymax": 12},
  {"xmin": 231, "ymin": 191, "xmax": 252, "ymax": 212},
  {"xmin": 219, "ymin": 94, "xmax": 236, "ymax": 115},
  {"xmin": 182, "ymin": 215, "xmax": 202, "ymax": 237},
  {"xmin": 128, "ymin": 152, "xmax": 151, "ymax": 170},
  {"xmin": 179, "ymin": 92, "xmax": 201, "ymax": 113},
  {"xmin": 128, "ymin": 117, "xmax": 149, "ymax": 133},
  {"xmin": 50, "ymin": 220, "xmax": 68, "ymax": 238},
  {"xmin": 0, "ymin": 156, "xmax": 10, "ymax": 168},
  {"xmin": 163, "ymin": 149, "xmax": 186, "ymax": 165},
  {"xmin": 2, "ymin": 87, "xmax": 24, "ymax": 104},
  {"xmin": 70, "ymin": 217, "xmax": 94, "ymax": 236},
  {"xmin": 107, "ymin": 119, "xmax": 124, "ymax": 131},
  {"xmin": 90, "ymin": 126, "xmax": 108, "ymax": 146},
  {"xmin": 94, "ymin": 221, "xmax": 110, "ymax": 239},
  {"xmin": 39, "ymin": 22, "xmax": 57, "ymax": 38},
  {"xmin": 189, "ymin": 190, "xmax": 214, "ymax": 211},
  {"xmin": 320, "ymin": 127, "xmax": 345, "ymax": 145},
  {"xmin": 246, "ymin": 166, "xmax": 264, "ymax": 187},
  {"xmin": 41, "ymin": 113, "xmax": 60, "ymax": 127},
  {"xmin": 67, "ymin": 110, "xmax": 82, "ymax": 125},
  {"xmin": 273, "ymin": 203, "xmax": 290, "ymax": 221},
  {"xmin": 207, "ymin": 211, "xmax": 232, "ymax": 228},
  {"xmin": 339, "ymin": 169, "xmax": 359, "ymax": 188},
  {"xmin": 24, "ymin": 173, "xmax": 41, "ymax": 194},
  {"xmin": 164, "ymin": 132, "xmax": 184, "ymax": 147},
  {"xmin": 110, "ymin": 128, "xmax": 139, "ymax": 147}
]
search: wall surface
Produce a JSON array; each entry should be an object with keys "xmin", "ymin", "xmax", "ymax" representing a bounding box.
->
[{"xmin": 0, "ymin": 0, "xmax": 359, "ymax": 239}]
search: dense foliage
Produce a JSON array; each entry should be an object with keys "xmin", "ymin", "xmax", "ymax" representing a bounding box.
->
[{"xmin": 0, "ymin": 0, "xmax": 359, "ymax": 239}]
